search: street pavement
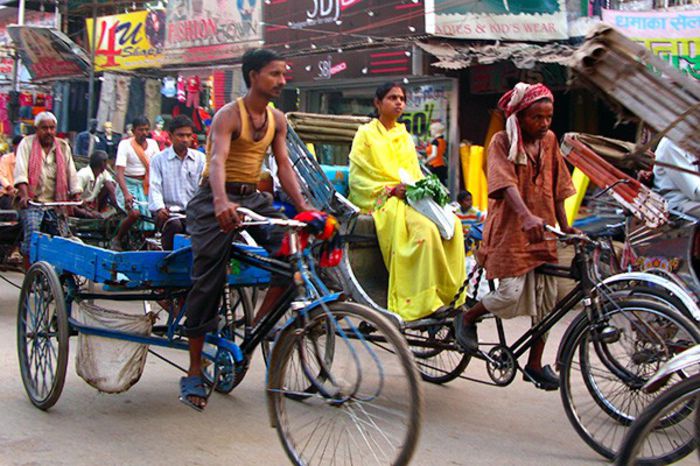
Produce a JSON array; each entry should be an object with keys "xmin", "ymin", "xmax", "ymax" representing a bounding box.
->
[{"xmin": 0, "ymin": 270, "xmax": 615, "ymax": 466}]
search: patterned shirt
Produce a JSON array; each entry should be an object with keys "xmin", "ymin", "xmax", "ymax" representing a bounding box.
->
[
  {"xmin": 147, "ymin": 145, "xmax": 205, "ymax": 213},
  {"xmin": 456, "ymin": 206, "xmax": 484, "ymax": 237}
]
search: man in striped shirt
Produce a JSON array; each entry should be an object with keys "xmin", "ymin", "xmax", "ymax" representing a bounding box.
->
[{"xmin": 147, "ymin": 115, "xmax": 205, "ymax": 250}]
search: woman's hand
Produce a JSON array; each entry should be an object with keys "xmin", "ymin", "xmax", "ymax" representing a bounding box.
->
[{"xmin": 391, "ymin": 183, "xmax": 407, "ymax": 200}]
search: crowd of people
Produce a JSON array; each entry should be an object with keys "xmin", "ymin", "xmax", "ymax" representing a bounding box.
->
[{"xmin": 0, "ymin": 47, "xmax": 695, "ymax": 411}]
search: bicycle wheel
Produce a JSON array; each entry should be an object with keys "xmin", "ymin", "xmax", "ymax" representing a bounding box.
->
[
  {"xmin": 616, "ymin": 374, "xmax": 700, "ymax": 466},
  {"xmin": 560, "ymin": 298, "xmax": 700, "ymax": 460},
  {"xmin": 267, "ymin": 302, "xmax": 422, "ymax": 466},
  {"xmin": 17, "ymin": 261, "xmax": 70, "ymax": 410},
  {"xmin": 404, "ymin": 324, "xmax": 470, "ymax": 384}
]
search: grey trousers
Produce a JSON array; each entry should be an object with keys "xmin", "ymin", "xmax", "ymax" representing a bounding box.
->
[{"xmin": 183, "ymin": 185, "xmax": 287, "ymax": 337}]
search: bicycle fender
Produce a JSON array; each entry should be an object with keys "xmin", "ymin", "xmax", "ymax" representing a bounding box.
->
[
  {"xmin": 598, "ymin": 272, "xmax": 700, "ymax": 322},
  {"xmin": 644, "ymin": 345, "xmax": 700, "ymax": 390}
]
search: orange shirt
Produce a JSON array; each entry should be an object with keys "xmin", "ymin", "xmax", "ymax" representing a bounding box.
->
[
  {"xmin": 427, "ymin": 136, "xmax": 447, "ymax": 168},
  {"xmin": 0, "ymin": 152, "xmax": 16, "ymax": 189},
  {"xmin": 480, "ymin": 131, "xmax": 576, "ymax": 279}
]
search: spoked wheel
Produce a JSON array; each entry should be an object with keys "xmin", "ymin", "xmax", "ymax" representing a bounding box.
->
[
  {"xmin": 404, "ymin": 323, "xmax": 470, "ymax": 384},
  {"xmin": 262, "ymin": 304, "xmax": 336, "ymax": 401},
  {"xmin": 203, "ymin": 286, "xmax": 258, "ymax": 393},
  {"xmin": 267, "ymin": 302, "xmax": 422, "ymax": 466},
  {"xmin": 17, "ymin": 261, "xmax": 70, "ymax": 410},
  {"xmin": 560, "ymin": 298, "xmax": 700, "ymax": 460},
  {"xmin": 615, "ymin": 375, "xmax": 700, "ymax": 466}
]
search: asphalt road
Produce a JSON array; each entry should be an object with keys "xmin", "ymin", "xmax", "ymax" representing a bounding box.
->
[{"xmin": 0, "ymin": 270, "xmax": 630, "ymax": 465}]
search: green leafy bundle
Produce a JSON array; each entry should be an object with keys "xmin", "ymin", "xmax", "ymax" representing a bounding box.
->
[{"xmin": 406, "ymin": 174, "xmax": 450, "ymax": 207}]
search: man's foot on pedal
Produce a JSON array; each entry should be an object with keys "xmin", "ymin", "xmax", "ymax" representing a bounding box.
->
[
  {"xmin": 453, "ymin": 315, "xmax": 478, "ymax": 353},
  {"xmin": 523, "ymin": 365, "xmax": 559, "ymax": 391}
]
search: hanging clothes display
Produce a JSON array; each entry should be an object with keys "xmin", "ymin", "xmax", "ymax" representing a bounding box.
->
[
  {"xmin": 97, "ymin": 73, "xmax": 131, "ymax": 134},
  {"xmin": 125, "ymin": 77, "xmax": 146, "ymax": 128},
  {"xmin": 185, "ymin": 75, "xmax": 201, "ymax": 108},
  {"xmin": 144, "ymin": 79, "xmax": 162, "ymax": 125},
  {"xmin": 176, "ymin": 76, "xmax": 186, "ymax": 103},
  {"xmin": 161, "ymin": 77, "xmax": 177, "ymax": 98}
]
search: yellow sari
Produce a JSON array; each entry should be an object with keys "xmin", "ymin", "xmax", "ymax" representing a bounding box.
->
[{"xmin": 348, "ymin": 119, "xmax": 465, "ymax": 321}]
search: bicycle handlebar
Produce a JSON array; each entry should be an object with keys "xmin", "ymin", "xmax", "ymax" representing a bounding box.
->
[
  {"xmin": 545, "ymin": 225, "xmax": 592, "ymax": 243},
  {"xmin": 237, "ymin": 207, "xmax": 307, "ymax": 229},
  {"xmin": 28, "ymin": 200, "xmax": 84, "ymax": 207}
]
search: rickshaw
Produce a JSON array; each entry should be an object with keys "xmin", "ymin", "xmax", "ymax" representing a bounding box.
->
[{"xmin": 17, "ymin": 206, "xmax": 423, "ymax": 466}]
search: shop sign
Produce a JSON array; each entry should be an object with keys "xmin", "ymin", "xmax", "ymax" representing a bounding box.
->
[
  {"xmin": 425, "ymin": 0, "xmax": 568, "ymax": 41},
  {"xmin": 469, "ymin": 62, "xmax": 568, "ymax": 94},
  {"xmin": 285, "ymin": 46, "xmax": 413, "ymax": 82},
  {"xmin": 602, "ymin": 9, "xmax": 700, "ymax": 81},
  {"xmin": 0, "ymin": 10, "xmax": 54, "ymax": 50},
  {"xmin": 264, "ymin": 0, "xmax": 425, "ymax": 52},
  {"xmin": 164, "ymin": 0, "xmax": 261, "ymax": 65},
  {"xmin": 86, "ymin": 10, "xmax": 164, "ymax": 71},
  {"xmin": 401, "ymin": 83, "xmax": 450, "ymax": 151},
  {"xmin": 7, "ymin": 26, "xmax": 89, "ymax": 80}
]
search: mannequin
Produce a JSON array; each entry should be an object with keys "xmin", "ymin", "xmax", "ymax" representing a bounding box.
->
[
  {"xmin": 151, "ymin": 115, "xmax": 171, "ymax": 150},
  {"xmin": 75, "ymin": 119, "xmax": 103, "ymax": 157},
  {"xmin": 99, "ymin": 121, "xmax": 121, "ymax": 161},
  {"xmin": 425, "ymin": 121, "xmax": 448, "ymax": 185}
]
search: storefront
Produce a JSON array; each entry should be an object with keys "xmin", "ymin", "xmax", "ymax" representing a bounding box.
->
[{"xmin": 280, "ymin": 44, "xmax": 460, "ymax": 193}]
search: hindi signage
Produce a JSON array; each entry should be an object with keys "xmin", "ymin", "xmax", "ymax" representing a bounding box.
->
[
  {"xmin": 86, "ymin": 10, "xmax": 165, "ymax": 71},
  {"xmin": 164, "ymin": 0, "xmax": 262, "ymax": 65},
  {"xmin": 425, "ymin": 0, "xmax": 568, "ymax": 41},
  {"xmin": 602, "ymin": 9, "xmax": 700, "ymax": 81}
]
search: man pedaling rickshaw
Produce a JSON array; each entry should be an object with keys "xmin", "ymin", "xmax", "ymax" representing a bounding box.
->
[{"xmin": 453, "ymin": 83, "xmax": 578, "ymax": 391}]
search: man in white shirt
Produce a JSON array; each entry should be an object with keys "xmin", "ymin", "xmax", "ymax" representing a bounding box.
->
[
  {"xmin": 653, "ymin": 137, "xmax": 700, "ymax": 218},
  {"xmin": 74, "ymin": 150, "xmax": 118, "ymax": 218},
  {"xmin": 111, "ymin": 115, "xmax": 160, "ymax": 250},
  {"xmin": 148, "ymin": 115, "xmax": 205, "ymax": 249}
]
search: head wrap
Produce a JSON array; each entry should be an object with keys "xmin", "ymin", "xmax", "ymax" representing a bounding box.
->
[{"xmin": 497, "ymin": 83, "xmax": 554, "ymax": 165}]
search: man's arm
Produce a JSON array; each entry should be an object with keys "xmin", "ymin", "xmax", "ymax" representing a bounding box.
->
[
  {"xmin": 502, "ymin": 186, "xmax": 545, "ymax": 244},
  {"xmin": 147, "ymin": 155, "xmax": 166, "ymax": 214},
  {"xmin": 271, "ymin": 110, "xmax": 309, "ymax": 212},
  {"xmin": 13, "ymin": 139, "xmax": 31, "ymax": 208},
  {"xmin": 661, "ymin": 142, "xmax": 700, "ymax": 202},
  {"xmin": 64, "ymin": 143, "xmax": 83, "ymax": 200},
  {"xmin": 208, "ymin": 104, "xmax": 242, "ymax": 231}
]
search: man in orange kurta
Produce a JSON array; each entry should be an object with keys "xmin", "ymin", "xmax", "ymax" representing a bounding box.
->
[{"xmin": 454, "ymin": 83, "xmax": 576, "ymax": 391}]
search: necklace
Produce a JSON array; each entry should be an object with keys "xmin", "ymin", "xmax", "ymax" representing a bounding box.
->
[{"xmin": 242, "ymin": 100, "xmax": 268, "ymax": 137}]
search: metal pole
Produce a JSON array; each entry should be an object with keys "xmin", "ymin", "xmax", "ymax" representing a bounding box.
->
[
  {"xmin": 86, "ymin": 1, "xmax": 97, "ymax": 127},
  {"xmin": 11, "ymin": 0, "xmax": 26, "ymax": 92}
]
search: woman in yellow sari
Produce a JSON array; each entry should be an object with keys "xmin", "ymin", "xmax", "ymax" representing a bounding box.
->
[{"xmin": 348, "ymin": 82, "xmax": 465, "ymax": 321}]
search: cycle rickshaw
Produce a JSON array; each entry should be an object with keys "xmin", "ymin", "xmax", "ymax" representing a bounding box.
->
[{"xmin": 17, "ymin": 207, "xmax": 422, "ymax": 466}]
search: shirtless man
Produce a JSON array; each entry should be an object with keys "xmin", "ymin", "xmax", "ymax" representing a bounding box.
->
[{"xmin": 179, "ymin": 48, "xmax": 309, "ymax": 411}]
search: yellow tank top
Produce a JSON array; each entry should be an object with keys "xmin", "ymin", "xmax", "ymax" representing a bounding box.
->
[{"xmin": 203, "ymin": 98, "xmax": 276, "ymax": 184}]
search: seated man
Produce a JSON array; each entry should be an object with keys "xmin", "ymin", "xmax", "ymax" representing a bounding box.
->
[
  {"xmin": 147, "ymin": 115, "xmax": 205, "ymax": 250},
  {"xmin": 14, "ymin": 112, "xmax": 82, "ymax": 269},
  {"xmin": 653, "ymin": 137, "xmax": 700, "ymax": 218},
  {"xmin": 0, "ymin": 135, "xmax": 22, "ymax": 209},
  {"xmin": 74, "ymin": 150, "xmax": 118, "ymax": 219},
  {"xmin": 453, "ymin": 83, "xmax": 576, "ymax": 391}
]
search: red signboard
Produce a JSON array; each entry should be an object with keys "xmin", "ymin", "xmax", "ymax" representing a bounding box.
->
[{"xmin": 264, "ymin": 0, "xmax": 425, "ymax": 52}]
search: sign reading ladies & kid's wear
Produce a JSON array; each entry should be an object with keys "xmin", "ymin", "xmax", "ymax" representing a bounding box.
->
[
  {"xmin": 425, "ymin": 0, "xmax": 568, "ymax": 41},
  {"xmin": 86, "ymin": 10, "xmax": 165, "ymax": 71}
]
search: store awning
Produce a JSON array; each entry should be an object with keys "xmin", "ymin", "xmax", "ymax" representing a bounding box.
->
[
  {"xmin": 417, "ymin": 41, "xmax": 577, "ymax": 70},
  {"xmin": 7, "ymin": 25, "xmax": 90, "ymax": 80}
]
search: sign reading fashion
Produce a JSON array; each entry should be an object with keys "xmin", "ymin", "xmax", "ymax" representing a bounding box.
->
[
  {"xmin": 424, "ymin": 0, "xmax": 568, "ymax": 41},
  {"xmin": 602, "ymin": 8, "xmax": 699, "ymax": 81},
  {"xmin": 164, "ymin": 0, "xmax": 261, "ymax": 65},
  {"xmin": 86, "ymin": 10, "xmax": 165, "ymax": 71},
  {"xmin": 264, "ymin": 0, "xmax": 425, "ymax": 52}
]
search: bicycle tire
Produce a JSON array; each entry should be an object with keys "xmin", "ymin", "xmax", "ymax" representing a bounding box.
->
[
  {"xmin": 267, "ymin": 302, "xmax": 422, "ymax": 466},
  {"xmin": 616, "ymin": 374, "xmax": 700, "ymax": 465},
  {"xmin": 405, "ymin": 324, "xmax": 471, "ymax": 384},
  {"xmin": 17, "ymin": 261, "xmax": 70, "ymax": 410},
  {"xmin": 559, "ymin": 298, "xmax": 700, "ymax": 460}
]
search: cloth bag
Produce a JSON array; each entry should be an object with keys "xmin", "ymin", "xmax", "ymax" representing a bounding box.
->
[
  {"xmin": 400, "ymin": 169, "xmax": 456, "ymax": 240},
  {"xmin": 74, "ymin": 302, "xmax": 153, "ymax": 394}
]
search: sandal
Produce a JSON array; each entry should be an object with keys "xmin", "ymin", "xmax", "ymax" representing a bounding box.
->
[{"xmin": 179, "ymin": 375, "xmax": 208, "ymax": 412}]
